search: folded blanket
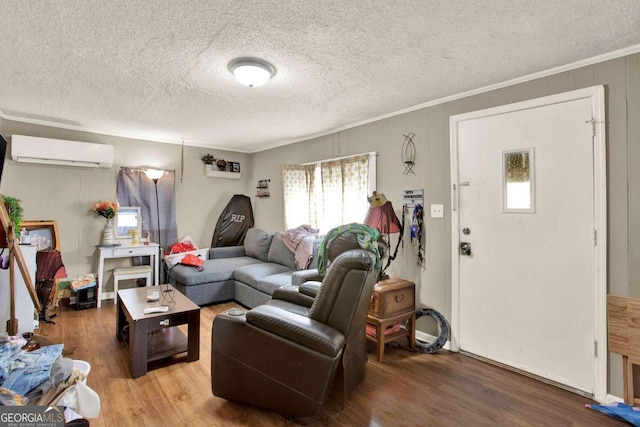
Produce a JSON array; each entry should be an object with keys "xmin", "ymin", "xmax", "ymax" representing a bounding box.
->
[{"xmin": 282, "ymin": 225, "xmax": 319, "ymax": 269}]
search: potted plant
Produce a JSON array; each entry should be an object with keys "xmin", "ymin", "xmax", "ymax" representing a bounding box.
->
[
  {"xmin": 201, "ymin": 154, "xmax": 215, "ymax": 165},
  {"xmin": 0, "ymin": 195, "xmax": 23, "ymax": 247},
  {"xmin": 201, "ymin": 154, "xmax": 216, "ymax": 174}
]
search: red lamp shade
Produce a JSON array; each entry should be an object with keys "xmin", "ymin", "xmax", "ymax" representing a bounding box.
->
[{"xmin": 364, "ymin": 201, "xmax": 402, "ymax": 234}]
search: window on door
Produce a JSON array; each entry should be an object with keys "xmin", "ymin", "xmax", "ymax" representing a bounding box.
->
[
  {"xmin": 281, "ymin": 153, "xmax": 376, "ymax": 232},
  {"xmin": 503, "ymin": 148, "xmax": 535, "ymax": 213}
]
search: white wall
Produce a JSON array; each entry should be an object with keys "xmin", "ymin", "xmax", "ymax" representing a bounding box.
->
[
  {"xmin": 0, "ymin": 120, "xmax": 251, "ymax": 291},
  {"xmin": 251, "ymin": 53, "xmax": 640, "ymax": 397},
  {"xmin": 2, "ymin": 52, "xmax": 639, "ymax": 397}
]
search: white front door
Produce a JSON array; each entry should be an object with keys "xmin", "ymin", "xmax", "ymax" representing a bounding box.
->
[{"xmin": 450, "ymin": 86, "xmax": 607, "ymax": 399}]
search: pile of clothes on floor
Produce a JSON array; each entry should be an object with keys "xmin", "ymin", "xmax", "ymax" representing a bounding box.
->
[{"xmin": 0, "ymin": 332, "xmax": 100, "ymax": 420}]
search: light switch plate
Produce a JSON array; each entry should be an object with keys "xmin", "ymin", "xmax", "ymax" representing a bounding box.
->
[{"xmin": 431, "ymin": 204, "xmax": 444, "ymax": 218}]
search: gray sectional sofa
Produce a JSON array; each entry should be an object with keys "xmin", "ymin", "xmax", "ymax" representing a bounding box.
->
[{"xmin": 168, "ymin": 228, "xmax": 321, "ymax": 307}]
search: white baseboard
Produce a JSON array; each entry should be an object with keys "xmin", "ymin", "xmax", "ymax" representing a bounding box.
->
[
  {"xmin": 603, "ymin": 394, "xmax": 624, "ymax": 404},
  {"xmin": 101, "ymin": 291, "xmax": 114, "ymax": 301}
]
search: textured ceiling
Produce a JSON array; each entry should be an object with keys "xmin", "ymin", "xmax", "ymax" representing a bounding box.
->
[{"xmin": 0, "ymin": 1, "xmax": 639, "ymax": 152}]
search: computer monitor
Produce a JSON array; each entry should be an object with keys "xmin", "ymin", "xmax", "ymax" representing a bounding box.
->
[{"xmin": 115, "ymin": 206, "xmax": 141, "ymax": 240}]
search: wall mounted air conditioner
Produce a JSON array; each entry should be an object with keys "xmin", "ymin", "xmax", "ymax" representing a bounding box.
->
[{"xmin": 11, "ymin": 135, "xmax": 114, "ymax": 168}]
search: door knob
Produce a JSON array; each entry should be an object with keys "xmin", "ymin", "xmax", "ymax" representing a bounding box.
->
[{"xmin": 459, "ymin": 242, "xmax": 473, "ymax": 257}]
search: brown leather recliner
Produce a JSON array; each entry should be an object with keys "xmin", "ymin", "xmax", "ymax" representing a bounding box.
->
[
  {"xmin": 211, "ymin": 248, "xmax": 378, "ymax": 417},
  {"xmin": 265, "ymin": 230, "xmax": 385, "ymax": 398}
]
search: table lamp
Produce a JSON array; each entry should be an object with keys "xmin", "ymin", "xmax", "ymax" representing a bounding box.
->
[{"xmin": 364, "ymin": 192, "xmax": 402, "ymax": 281}]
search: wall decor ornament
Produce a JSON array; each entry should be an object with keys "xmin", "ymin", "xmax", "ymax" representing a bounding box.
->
[
  {"xmin": 256, "ymin": 179, "xmax": 270, "ymax": 197},
  {"xmin": 402, "ymin": 132, "xmax": 416, "ymax": 175}
]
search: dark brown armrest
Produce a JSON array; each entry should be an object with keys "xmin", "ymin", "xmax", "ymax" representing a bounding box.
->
[
  {"xmin": 291, "ymin": 269, "xmax": 323, "ymax": 286},
  {"xmin": 299, "ymin": 281, "xmax": 321, "ymax": 298},
  {"xmin": 272, "ymin": 286, "xmax": 315, "ymax": 308},
  {"xmin": 246, "ymin": 305, "xmax": 344, "ymax": 357}
]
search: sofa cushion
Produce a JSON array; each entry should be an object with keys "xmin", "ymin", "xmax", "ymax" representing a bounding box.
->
[
  {"xmin": 170, "ymin": 256, "xmax": 261, "ymax": 286},
  {"xmin": 256, "ymin": 271, "xmax": 295, "ymax": 295},
  {"xmin": 209, "ymin": 245, "xmax": 245, "ymax": 259},
  {"xmin": 267, "ymin": 232, "xmax": 297, "ymax": 270},
  {"xmin": 244, "ymin": 228, "xmax": 273, "ymax": 262},
  {"xmin": 234, "ymin": 263, "xmax": 292, "ymax": 288}
]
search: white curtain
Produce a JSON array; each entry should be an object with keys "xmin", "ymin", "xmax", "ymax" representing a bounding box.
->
[
  {"xmin": 281, "ymin": 164, "xmax": 316, "ymax": 229},
  {"xmin": 282, "ymin": 153, "xmax": 373, "ymax": 233}
]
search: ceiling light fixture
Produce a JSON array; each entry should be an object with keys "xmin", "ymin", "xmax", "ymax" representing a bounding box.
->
[{"xmin": 228, "ymin": 57, "xmax": 276, "ymax": 88}]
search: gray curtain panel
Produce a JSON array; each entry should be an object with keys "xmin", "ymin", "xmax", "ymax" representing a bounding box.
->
[{"xmin": 116, "ymin": 167, "xmax": 178, "ymax": 254}]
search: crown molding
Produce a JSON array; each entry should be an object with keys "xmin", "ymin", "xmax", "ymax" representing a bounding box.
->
[{"xmin": 251, "ymin": 42, "xmax": 640, "ymax": 153}]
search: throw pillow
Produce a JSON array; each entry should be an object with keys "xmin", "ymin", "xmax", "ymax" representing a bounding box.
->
[
  {"xmin": 267, "ymin": 232, "xmax": 297, "ymax": 270},
  {"xmin": 244, "ymin": 228, "xmax": 273, "ymax": 262}
]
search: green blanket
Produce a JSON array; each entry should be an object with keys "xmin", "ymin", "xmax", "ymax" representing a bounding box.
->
[{"xmin": 317, "ymin": 223, "xmax": 381, "ymax": 275}]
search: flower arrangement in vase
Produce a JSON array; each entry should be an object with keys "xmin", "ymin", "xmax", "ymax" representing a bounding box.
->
[
  {"xmin": 91, "ymin": 200, "xmax": 118, "ymax": 219},
  {"xmin": 91, "ymin": 200, "xmax": 118, "ymax": 244}
]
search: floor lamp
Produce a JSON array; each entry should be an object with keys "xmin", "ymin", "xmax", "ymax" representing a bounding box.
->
[
  {"xmin": 144, "ymin": 168, "xmax": 173, "ymax": 304},
  {"xmin": 144, "ymin": 168, "xmax": 164, "ymax": 247}
]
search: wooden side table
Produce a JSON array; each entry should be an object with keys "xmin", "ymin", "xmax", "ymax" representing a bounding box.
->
[{"xmin": 366, "ymin": 278, "xmax": 416, "ymax": 362}]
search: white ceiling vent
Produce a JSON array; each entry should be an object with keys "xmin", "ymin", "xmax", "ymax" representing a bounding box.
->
[{"xmin": 11, "ymin": 135, "xmax": 114, "ymax": 168}]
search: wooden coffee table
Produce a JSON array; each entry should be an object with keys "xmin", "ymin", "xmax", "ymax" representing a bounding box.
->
[{"xmin": 116, "ymin": 285, "xmax": 200, "ymax": 378}]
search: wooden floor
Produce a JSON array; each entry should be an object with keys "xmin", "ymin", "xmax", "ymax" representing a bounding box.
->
[{"xmin": 37, "ymin": 301, "xmax": 624, "ymax": 427}]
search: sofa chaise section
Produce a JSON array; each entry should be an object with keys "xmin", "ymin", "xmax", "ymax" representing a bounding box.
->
[
  {"xmin": 168, "ymin": 229, "xmax": 321, "ymax": 307},
  {"xmin": 170, "ymin": 247, "xmax": 262, "ymax": 305}
]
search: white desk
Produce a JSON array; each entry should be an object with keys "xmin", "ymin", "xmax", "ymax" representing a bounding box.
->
[{"xmin": 96, "ymin": 243, "xmax": 159, "ymax": 307}]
